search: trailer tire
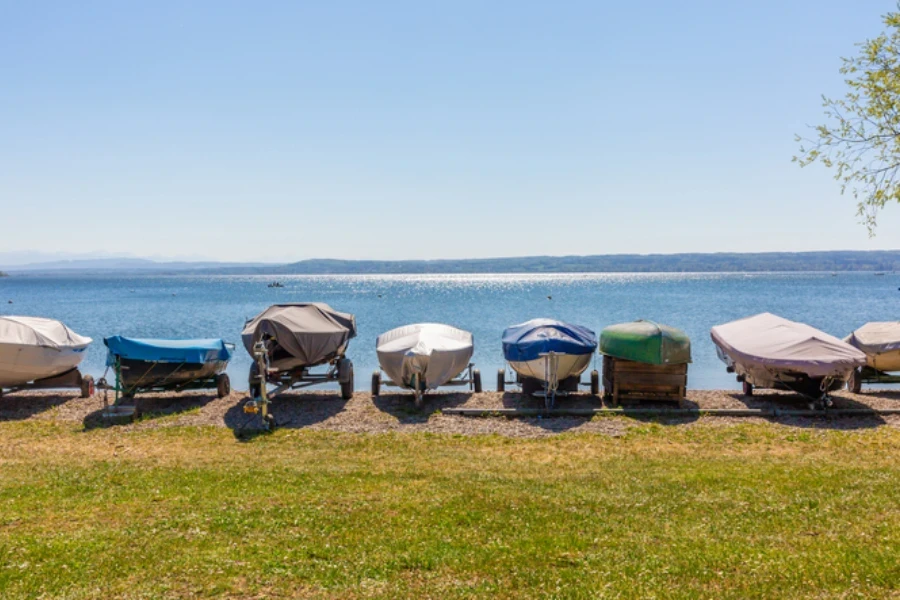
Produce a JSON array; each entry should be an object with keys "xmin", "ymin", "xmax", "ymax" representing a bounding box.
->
[
  {"xmin": 248, "ymin": 362, "xmax": 262, "ymax": 399},
  {"xmin": 264, "ymin": 413, "xmax": 277, "ymax": 431},
  {"xmin": 848, "ymin": 368, "xmax": 862, "ymax": 394},
  {"xmin": 472, "ymin": 369, "xmax": 482, "ymax": 393},
  {"xmin": 497, "ymin": 369, "xmax": 505, "ymax": 392},
  {"xmin": 337, "ymin": 358, "xmax": 353, "ymax": 384},
  {"xmin": 742, "ymin": 381, "xmax": 753, "ymax": 396},
  {"xmin": 372, "ymin": 371, "xmax": 381, "ymax": 396},
  {"xmin": 590, "ymin": 370, "xmax": 600, "ymax": 396},
  {"xmin": 216, "ymin": 373, "xmax": 231, "ymax": 398},
  {"xmin": 80, "ymin": 375, "xmax": 95, "ymax": 398},
  {"xmin": 522, "ymin": 377, "xmax": 540, "ymax": 397},
  {"xmin": 340, "ymin": 366, "xmax": 354, "ymax": 400}
]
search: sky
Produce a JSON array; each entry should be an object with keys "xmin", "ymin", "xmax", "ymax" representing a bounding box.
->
[{"xmin": 2, "ymin": 0, "xmax": 900, "ymax": 263}]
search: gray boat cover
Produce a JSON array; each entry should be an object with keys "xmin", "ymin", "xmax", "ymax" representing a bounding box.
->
[
  {"xmin": 0, "ymin": 316, "xmax": 92, "ymax": 349},
  {"xmin": 710, "ymin": 313, "xmax": 865, "ymax": 378},
  {"xmin": 241, "ymin": 303, "xmax": 356, "ymax": 368},
  {"xmin": 376, "ymin": 323, "xmax": 473, "ymax": 390},
  {"xmin": 846, "ymin": 322, "xmax": 900, "ymax": 354}
]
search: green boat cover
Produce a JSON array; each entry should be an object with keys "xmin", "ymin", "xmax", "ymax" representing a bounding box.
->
[{"xmin": 599, "ymin": 320, "xmax": 691, "ymax": 365}]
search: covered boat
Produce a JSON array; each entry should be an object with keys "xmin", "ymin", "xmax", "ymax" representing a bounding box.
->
[
  {"xmin": 600, "ymin": 320, "xmax": 691, "ymax": 365},
  {"xmin": 373, "ymin": 323, "xmax": 480, "ymax": 403},
  {"xmin": 104, "ymin": 336, "xmax": 233, "ymax": 398},
  {"xmin": 500, "ymin": 319, "xmax": 597, "ymax": 405},
  {"xmin": 0, "ymin": 316, "xmax": 93, "ymax": 396},
  {"xmin": 845, "ymin": 322, "xmax": 900, "ymax": 372},
  {"xmin": 844, "ymin": 322, "xmax": 900, "ymax": 392},
  {"xmin": 242, "ymin": 304, "xmax": 357, "ymax": 425},
  {"xmin": 711, "ymin": 312, "xmax": 865, "ymax": 403}
]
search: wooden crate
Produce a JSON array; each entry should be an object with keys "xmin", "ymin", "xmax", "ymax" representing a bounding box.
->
[{"xmin": 602, "ymin": 356, "xmax": 687, "ymax": 406}]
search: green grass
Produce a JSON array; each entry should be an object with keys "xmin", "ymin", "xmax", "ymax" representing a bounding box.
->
[{"xmin": 0, "ymin": 421, "xmax": 899, "ymax": 599}]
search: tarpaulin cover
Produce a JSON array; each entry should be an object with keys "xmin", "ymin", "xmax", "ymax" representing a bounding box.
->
[
  {"xmin": 502, "ymin": 319, "xmax": 597, "ymax": 362},
  {"xmin": 710, "ymin": 313, "xmax": 865, "ymax": 378},
  {"xmin": 105, "ymin": 336, "xmax": 233, "ymax": 365},
  {"xmin": 376, "ymin": 323, "xmax": 473, "ymax": 390},
  {"xmin": 241, "ymin": 303, "xmax": 357, "ymax": 368},
  {"xmin": 846, "ymin": 322, "xmax": 900, "ymax": 355},
  {"xmin": 600, "ymin": 320, "xmax": 691, "ymax": 365},
  {"xmin": 0, "ymin": 316, "xmax": 91, "ymax": 350}
]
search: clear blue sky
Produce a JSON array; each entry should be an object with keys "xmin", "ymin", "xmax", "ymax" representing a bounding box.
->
[{"xmin": 2, "ymin": 0, "xmax": 899, "ymax": 262}]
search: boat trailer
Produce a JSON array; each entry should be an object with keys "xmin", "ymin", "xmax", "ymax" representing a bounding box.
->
[
  {"xmin": 497, "ymin": 352, "xmax": 600, "ymax": 409},
  {"xmin": 0, "ymin": 368, "xmax": 94, "ymax": 399},
  {"xmin": 371, "ymin": 363, "xmax": 482, "ymax": 408}
]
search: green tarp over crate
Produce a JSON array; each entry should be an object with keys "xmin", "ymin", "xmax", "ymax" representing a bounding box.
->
[{"xmin": 600, "ymin": 321, "xmax": 691, "ymax": 366}]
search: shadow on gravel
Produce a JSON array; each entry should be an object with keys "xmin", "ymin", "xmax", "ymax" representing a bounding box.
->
[
  {"xmin": 225, "ymin": 392, "xmax": 350, "ymax": 440},
  {"xmin": 500, "ymin": 391, "xmax": 618, "ymax": 432},
  {"xmin": 82, "ymin": 392, "xmax": 220, "ymax": 430},
  {"xmin": 728, "ymin": 392, "xmax": 886, "ymax": 430},
  {"xmin": 372, "ymin": 392, "xmax": 470, "ymax": 424},
  {"xmin": 0, "ymin": 392, "xmax": 81, "ymax": 422}
]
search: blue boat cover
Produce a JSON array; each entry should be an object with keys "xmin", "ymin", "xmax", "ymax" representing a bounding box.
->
[
  {"xmin": 502, "ymin": 319, "xmax": 598, "ymax": 362},
  {"xmin": 104, "ymin": 336, "xmax": 233, "ymax": 365}
]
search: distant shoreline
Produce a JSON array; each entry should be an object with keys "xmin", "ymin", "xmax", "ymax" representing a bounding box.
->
[{"xmin": 3, "ymin": 250, "xmax": 900, "ymax": 275}]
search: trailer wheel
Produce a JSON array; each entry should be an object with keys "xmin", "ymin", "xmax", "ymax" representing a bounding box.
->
[
  {"xmin": 590, "ymin": 370, "xmax": 600, "ymax": 396},
  {"xmin": 264, "ymin": 413, "xmax": 277, "ymax": 431},
  {"xmin": 848, "ymin": 368, "xmax": 862, "ymax": 394},
  {"xmin": 248, "ymin": 362, "xmax": 262, "ymax": 399},
  {"xmin": 742, "ymin": 381, "xmax": 753, "ymax": 396},
  {"xmin": 522, "ymin": 378, "xmax": 540, "ymax": 397},
  {"xmin": 372, "ymin": 371, "xmax": 381, "ymax": 396},
  {"xmin": 497, "ymin": 369, "xmax": 505, "ymax": 392},
  {"xmin": 340, "ymin": 365, "xmax": 355, "ymax": 400},
  {"xmin": 80, "ymin": 375, "xmax": 95, "ymax": 398},
  {"xmin": 216, "ymin": 373, "xmax": 231, "ymax": 398},
  {"xmin": 472, "ymin": 369, "xmax": 482, "ymax": 393}
]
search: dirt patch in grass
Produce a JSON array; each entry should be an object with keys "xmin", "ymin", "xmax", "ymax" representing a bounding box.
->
[{"xmin": 1, "ymin": 386, "xmax": 899, "ymax": 437}]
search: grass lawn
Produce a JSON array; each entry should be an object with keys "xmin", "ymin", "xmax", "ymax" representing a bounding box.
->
[{"xmin": 0, "ymin": 420, "xmax": 899, "ymax": 599}]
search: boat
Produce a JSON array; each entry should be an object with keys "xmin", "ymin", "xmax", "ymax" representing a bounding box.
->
[
  {"xmin": 844, "ymin": 322, "xmax": 900, "ymax": 392},
  {"xmin": 599, "ymin": 320, "xmax": 690, "ymax": 405},
  {"xmin": 599, "ymin": 320, "xmax": 691, "ymax": 365},
  {"xmin": 499, "ymin": 318, "xmax": 597, "ymax": 406},
  {"xmin": 103, "ymin": 336, "xmax": 234, "ymax": 399},
  {"xmin": 242, "ymin": 303, "xmax": 357, "ymax": 428},
  {"xmin": 711, "ymin": 312, "xmax": 865, "ymax": 406},
  {"xmin": 372, "ymin": 323, "xmax": 481, "ymax": 404},
  {"xmin": 267, "ymin": 281, "xmax": 284, "ymax": 288},
  {"xmin": 0, "ymin": 316, "xmax": 93, "ymax": 396}
]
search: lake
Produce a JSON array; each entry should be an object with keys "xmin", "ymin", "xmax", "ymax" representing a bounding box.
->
[{"xmin": 0, "ymin": 272, "xmax": 896, "ymax": 391}]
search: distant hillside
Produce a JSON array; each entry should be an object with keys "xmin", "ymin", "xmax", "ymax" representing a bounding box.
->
[
  {"xmin": 273, "ymin": 251, "xmax": 900, "ymax": 274},
  {"xmin": 3, "ymin": 250, "xmax": 900, "ymax": 275}
]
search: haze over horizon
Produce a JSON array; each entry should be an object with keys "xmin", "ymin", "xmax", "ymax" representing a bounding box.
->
[{"xmin": 4, "ymin": 1, "xmax": 900, "ymax": 262}]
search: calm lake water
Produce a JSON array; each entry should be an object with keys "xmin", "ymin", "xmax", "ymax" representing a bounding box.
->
[{"xmin": 0, "ymin": 272, "xmax": 896, "ymax": 391}]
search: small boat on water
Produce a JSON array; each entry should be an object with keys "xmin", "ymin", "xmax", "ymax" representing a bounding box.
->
[
  {"xmin": 711, "ymin": 312, "xmax": 865, "ymax": 407},
  {"xmin": 103, "ymin": 336, "xmax": 233, "ymax": 400},
  {"xmin": 844, "ymin": 322, "xmax": 900, "ymax": 392},
  {"xmin": 267, "ymin": 281, "xmax": 284, "ymax": 288},
  {"xmin": 0, "ymin": 316, "xmax": 94, "ymax": 396},
  {"xmin": 242, "ymin": 303, "xmax": 356, "ymax": 429},
  {"xmin": 499, "ymin": 318, "xmax": 597, "ymax": 407},
  {"xmin": 372, "ymin": 323, "xmax": 481, "ymax": 405}
]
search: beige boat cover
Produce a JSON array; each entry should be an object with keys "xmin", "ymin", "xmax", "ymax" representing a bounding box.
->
[
  {"xmin": 0, "ymin": 316, "xmax": 92, "ymax": 349},
  {"xmin": 846, "ymin": 322, "xmax": 900, "ymax": 354},
  {"xmin": 710, "ymin": 313, "xmax": 865, "ymax": 378},
  {"xmin": 241, "ymin": 303, "xmax": 356, "ymax": 368},
  {"xmin": 376, "ymin": 323, "xmax": 473, "ymax": 390}
]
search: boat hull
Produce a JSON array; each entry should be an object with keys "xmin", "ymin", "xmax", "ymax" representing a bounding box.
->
[
  {"xmin": 508, "ymin": 353, "xmax": 592, "ymax": 384},
  {"xmin": 715, "ymin": 345, "xmax": 848, "ymax": 396},
  {"xmin": 0, "ymin": 342, "xmax": 89, "ymax": 388},
  {"xmin": 376, "ymin": 323, "xmax": 473, "ymax": 390},
  {"xmin": 118, "ymin": 357, "xmax": 228, "ymax": 392}
]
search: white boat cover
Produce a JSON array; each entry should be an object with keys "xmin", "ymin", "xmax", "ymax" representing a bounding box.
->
[
  {"xmin": 0, "ymin": 316, "xmax": 92, "ymax": 349},
  {"xmin": 241, "ymin": 303, "xmax": 356, "ymax": 368},
  {"xmin": 711, "ymin": 313, "xmax": 865, "ymax": 379},
  {"xmin": 846, "ymin": 322, "xmax": 900, "ymax": 355},
  {"xmin": 376, "ymin": 323, "xmax": 473, "ymax": 390}
]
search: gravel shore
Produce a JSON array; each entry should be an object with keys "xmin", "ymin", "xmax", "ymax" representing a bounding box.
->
[{"xmin": 2, "ymin": 386, "xmax": 899, "ymax": 437}]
